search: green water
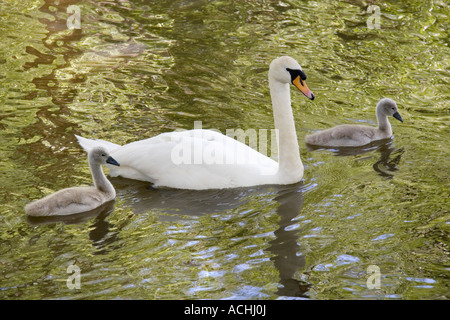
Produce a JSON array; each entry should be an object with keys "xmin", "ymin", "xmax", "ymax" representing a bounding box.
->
[{"xmin": 0, "ymin": 0, "xmax": 448, "ymax": 299}]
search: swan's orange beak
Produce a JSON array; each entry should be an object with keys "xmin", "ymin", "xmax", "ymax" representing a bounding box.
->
[{"xmin": 292, "ymin": 76, "xmax": 314, "ymax": 100}]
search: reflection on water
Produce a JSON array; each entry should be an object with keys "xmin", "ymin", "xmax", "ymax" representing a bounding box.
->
[
  {"xmin": 113, "ymin": 178, "xmax": 269, "ymax": 216},
  {"xmin": 269, "ymin": 185, "xmax": 308, "ymax": 298},
  {"xmin": 307, "ymin": 138, "xmax": 405, "ymax": 179},
  {"xmin": 372, "ymin": 144, "xmax": 404, "ymax": 179},
  {"xmin": 27, "ymin": 200, "xmax": 119, "ymax": 254},
  {"xmin": 116, "ymin": 179, "xmax": 308, "ymax": 298}
]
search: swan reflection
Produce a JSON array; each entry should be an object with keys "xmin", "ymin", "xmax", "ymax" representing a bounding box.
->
[
  {"xmin": 114, "ymin": 178, "xmax": 309, "ymax": 298},
  {"xmin": 307, "ymin": 138, "xmax": 404, "ymax": 178}
]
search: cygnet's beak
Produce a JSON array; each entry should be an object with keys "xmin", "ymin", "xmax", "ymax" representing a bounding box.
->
[
  {"xmin": 393, "ymin": 112, "xmax": 403, "ymax": 123},
  {"xmin": 106, "ymin": 156, "xmax": 120, "ymax": 166},
  {"xmin": 292, "ymin": 75, "xmax": 314, "ymax": 100}
]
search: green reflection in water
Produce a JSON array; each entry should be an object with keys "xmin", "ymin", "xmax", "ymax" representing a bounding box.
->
[{"xmin": 0, "ymin": 0, "xmax": 448, "ymax": 299}]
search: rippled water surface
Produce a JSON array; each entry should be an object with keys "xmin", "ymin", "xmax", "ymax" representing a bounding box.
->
[{"xmin": 0, "ymin": 0, "xmax": 449, "ymax": 299}]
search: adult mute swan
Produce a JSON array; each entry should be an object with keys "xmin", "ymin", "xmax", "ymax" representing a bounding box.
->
[
  {"xmin": 305, "ymin": 98, "xmax": 403, "ymax": 147},
  {"xmin": 25, "ymin": 147, "xmax": 120, "ymax": 216},
  {"xmin": 75, "ymin": 56, "xmax": 314, "ymax": 190}
]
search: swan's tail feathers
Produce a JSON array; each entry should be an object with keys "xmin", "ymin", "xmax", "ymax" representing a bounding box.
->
[{"xmin": 75, "ymin": 134, "xmax": 121, "ymax": 153}]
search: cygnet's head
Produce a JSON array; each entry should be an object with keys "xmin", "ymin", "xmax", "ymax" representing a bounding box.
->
[
  {"xmin": 377, "ymin": 98, "xmax": 403, "ymax": 122},
  {"xmin": 269, "ymin": 56, "xmax": 314, "ymax": 100},
  {"xmin": 89, "ymin": 147, "xmax": 120, "ymax": 166}
]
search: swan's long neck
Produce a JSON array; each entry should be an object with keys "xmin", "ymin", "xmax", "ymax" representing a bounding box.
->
[
  {"xmin": 269, "ymin": 77, "xmax": 303, "ymax": 182},
  {"xmin": 376, "ymin": 108, "xmax": 392, "ymax": 136},
  {"xmin": 89, "ymin": 158, "xmax": 116, "ymax": 197}
]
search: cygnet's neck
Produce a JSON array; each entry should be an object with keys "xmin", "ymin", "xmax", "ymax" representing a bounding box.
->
[
  {"xmin": 269, "ymin": 77, "xmax": 303, "ymax": 181},
  {"xmin": 376, "ymin": 107, "xmax": 392, "ymax": 136},
  {"xmin": 89, "ymin": 158, "xmax": 115, "ymax": 196}
]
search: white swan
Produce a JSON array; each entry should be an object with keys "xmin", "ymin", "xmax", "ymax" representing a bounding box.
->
[
  {"xmin": 305, "ymin": 98, "xmax": 403, "ymax": 147},
  {"xmin": 25, "ymin": 147, "xmax": 120, "ymax": 216},
  {"xmin": 75, "ymin": 56, "xmax": 314, "ymax": 190}
]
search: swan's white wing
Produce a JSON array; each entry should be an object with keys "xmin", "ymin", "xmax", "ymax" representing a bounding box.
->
[{"xmin": 107, "ymin": 129, "xmax": 279, "ymax": 189}]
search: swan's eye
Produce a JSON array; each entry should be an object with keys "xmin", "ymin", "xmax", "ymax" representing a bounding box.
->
[
  {"xmin": 101, "ymin": 154, "xmax": 106, "ymax": 157},
  {"xmin": 286, "ymin": 68, "xmax": 307, "ymax": 82}
]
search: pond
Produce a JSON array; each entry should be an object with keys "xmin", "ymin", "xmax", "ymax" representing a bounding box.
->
[{"xmin": 0, "ymin": 0, "xmax": 448, "ymax": 299}]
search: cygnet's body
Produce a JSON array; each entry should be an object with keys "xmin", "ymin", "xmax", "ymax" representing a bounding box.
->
[
  {"xmin": 25, "ymin": 147, "xmax": 120, "ymax": 216},
  {"xmin": 305, "ymin": 98, "xmax": 403, "ymax": 147}
]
